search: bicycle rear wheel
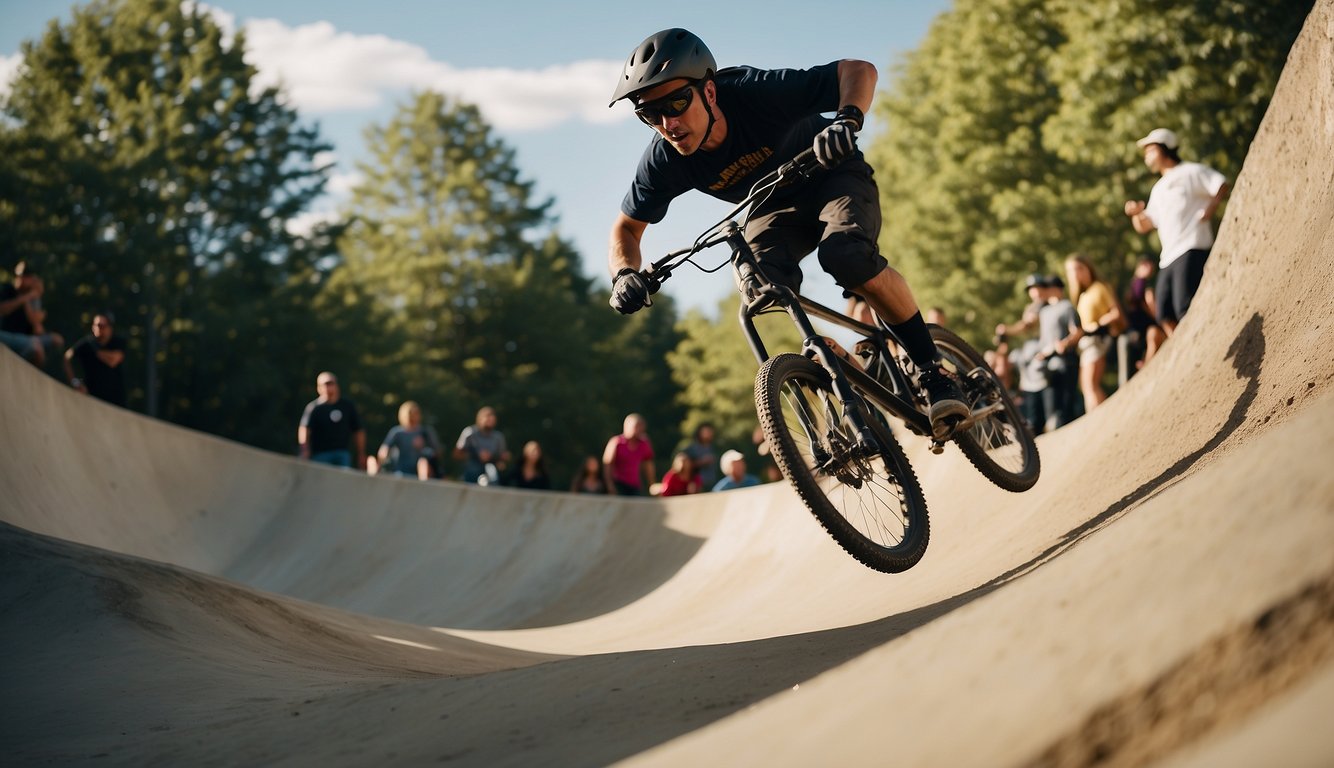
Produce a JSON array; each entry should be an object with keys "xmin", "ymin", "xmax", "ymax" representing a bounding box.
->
[
  {"xmin": 930, "ymin": 326, "xmax": 1040, "ymax": 492},
  {"xmin": 754, "ymin": 353, "xmax": 929, "ymax": 573}
]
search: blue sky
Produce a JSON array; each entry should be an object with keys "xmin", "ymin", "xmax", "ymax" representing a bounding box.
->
[{"xmin": 1, "ymin": 0, "xmax": 951, "ymax": 316}]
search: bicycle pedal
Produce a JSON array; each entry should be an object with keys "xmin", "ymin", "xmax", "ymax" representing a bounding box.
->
[{"xmin": 931, "ymin": 416, "xmax": 963, "ymax": 441}]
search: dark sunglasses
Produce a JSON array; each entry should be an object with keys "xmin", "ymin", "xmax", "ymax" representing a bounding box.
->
[{"xmin": 634, "ymin": 85, "xmax": 696, "ymax": 127}]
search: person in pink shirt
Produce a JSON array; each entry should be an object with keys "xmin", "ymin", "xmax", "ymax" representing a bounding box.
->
[{"xmin": 603, "ymin": 413, "xmax": 656, "ymax": 496}]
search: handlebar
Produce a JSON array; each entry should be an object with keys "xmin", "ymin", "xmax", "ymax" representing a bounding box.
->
[{"xmin": 643, "ymin": 148, "xmax": 826, "ymax": 288}]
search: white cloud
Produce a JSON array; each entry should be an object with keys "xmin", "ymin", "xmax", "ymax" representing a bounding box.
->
[
  {"xmin": 285, "ymin": 208, "xmax": 340, "ymax": 238},
  {"xmin": 328, "ymin": 168, "xmax": 364, "ymax": 197},
  {"xmin": 3, "ymin": 7, "xmax": 627, "ymax": 131},
  {"xmin": 0, "ymin": 53, "xmax": 24, "ymax": 101},
  {"xmin": 231, "ymin": 15, "xmax": 625, "ymax": 131}
]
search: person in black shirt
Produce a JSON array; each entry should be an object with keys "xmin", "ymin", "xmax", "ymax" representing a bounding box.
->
[
  {"xmin": 64, "ymin": 312, "xmax": 127, "ymax": 407},
  {"xmin": 297, "ymin": 371, "xmax": 366, "ymax": 469},
  {"xmin": 605, "ymin": 29, "xmax": 967, "ymax": 433},
  {"xmin": 508, "ymin": 440, "xmax": 552, "ymax": 490},
  {"xmin": 1, "ymin": 261, "xmax": 64, "ymax": 367}
]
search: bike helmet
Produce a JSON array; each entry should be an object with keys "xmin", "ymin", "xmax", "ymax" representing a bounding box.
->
[{"xmin": 609, "ymin": 28, "xmax": 717, "ymax": 107}]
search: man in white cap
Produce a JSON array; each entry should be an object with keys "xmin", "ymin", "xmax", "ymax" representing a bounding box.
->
[
  {"xmin": 712, "ymin": 449, "xmax": 760, "ymax": 492},
  {"xmin": 1123, "ymin": 128, "xmax": 1229, "ymax": 336}
]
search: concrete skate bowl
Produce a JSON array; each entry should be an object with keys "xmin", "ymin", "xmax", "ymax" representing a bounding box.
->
[{"xmin": 3, "ymin": 5, "xmax": 1334, "ymax": 766}]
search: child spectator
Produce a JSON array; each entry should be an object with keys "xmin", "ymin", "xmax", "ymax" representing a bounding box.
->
[
  {"xmin": 658, "ymin": 452, "xmax": 700, "ymax": 496},
  {"xmin": 1010, "ymin": 337, "xmax": 1050, "ymax": 434},
  {"xmin": 1036, "ymin": 276, "xmax": 1082, "ymax": 427},
  {"xmin": 570, "ymin": 456, "xmax": 609, "ymax": 494},
  {"xmin": 510, "ymin": 441, "xmax": 552, "ymax": 490}
]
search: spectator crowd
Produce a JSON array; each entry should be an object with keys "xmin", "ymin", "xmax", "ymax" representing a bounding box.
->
[
  {"xmin": 6, "ymin": 127, "xmax": 1227, "ymax": 488},
  {"xmin": 294, "ymin": 366, "xmax": 774, "ymax": 496},
  {"xmin": 986, "ymin": 127, "xmax": 1227, "ymax": 435},
  {"xmin": 3, "ymin": 259, "xmax": 128, "ymax": 408}
]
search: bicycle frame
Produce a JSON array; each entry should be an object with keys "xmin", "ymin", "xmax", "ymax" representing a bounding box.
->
[{"xmin": 720, "ymin": 225, "xmax": 935, "ymax": 440}]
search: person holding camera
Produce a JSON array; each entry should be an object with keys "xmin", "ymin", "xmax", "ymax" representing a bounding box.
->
[{"xmin": 998, "ymin": 273, "xmax": 1081, "ymax": 431}]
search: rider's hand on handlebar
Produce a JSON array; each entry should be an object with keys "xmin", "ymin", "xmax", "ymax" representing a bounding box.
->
[
  {"xmin": 813, "ymin": 106, "xmax": 862, "ymax": 169},
  {"xmin": 609, "ymin": 268, "xmax": 659, "ymax": 314}
]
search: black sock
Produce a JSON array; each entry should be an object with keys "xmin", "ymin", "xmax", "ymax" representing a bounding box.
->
[{"xmin": 889, "ymin": 312, "xmax": 940, "ymax": 370}]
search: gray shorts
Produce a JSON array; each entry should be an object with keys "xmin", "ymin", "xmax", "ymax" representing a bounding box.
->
[
  {"xmin": 743, "ymin": 160, "xmax": 889, "ymax": 292},
  {"xmin": 0, "ymin": 330, "xmax": 58, "ymax": 358}
]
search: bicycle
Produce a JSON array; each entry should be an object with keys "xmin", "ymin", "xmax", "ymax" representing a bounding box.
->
[{"xmin": 634, "ymin": 149, "xmax": 1040, "ymax": 573}]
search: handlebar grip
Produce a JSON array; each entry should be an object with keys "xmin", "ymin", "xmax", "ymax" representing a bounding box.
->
[
  {"xmin": 783, "ymin": 148, "xmax": 817, "ymax": 172},
  {"xmin": 790, "ymin": 147, "xmax": 816, "ymax": 166},
  {"xmin": 777, "ymin": 148, "xmax": 821, "ymax": 182}
]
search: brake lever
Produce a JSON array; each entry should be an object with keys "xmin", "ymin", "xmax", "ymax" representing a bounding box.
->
[
  {"xmin": 642, "ymin": 263, "xmax": 666, "ymax": 293},
  {"xmin": 775, "ymin": 150, "xmax": 820, "ymax": 187}
]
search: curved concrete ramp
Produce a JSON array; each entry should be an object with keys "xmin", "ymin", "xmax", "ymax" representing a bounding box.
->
[{"xmin": 3, "ymin": 3, "xmax": 1334, "ymax": 765}]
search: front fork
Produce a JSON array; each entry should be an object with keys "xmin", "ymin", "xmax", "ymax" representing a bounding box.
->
[
  {"xmin": 730, "ymin": 229, "xmax": 880, "ymax": 462},
  {"xmin": 798, "ymin": 335, "xmax": 883, "ymax": 460}
]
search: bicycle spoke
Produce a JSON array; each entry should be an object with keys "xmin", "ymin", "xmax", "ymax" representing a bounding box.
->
[
  {"xmin": 757, "ymin": 354, "xmax": 930, "ymax": 572},
  {"xmin": 926, "ymin": 327, "xmax": 1040, "ymax": 492},
  {"xmin": 780, "ymin": 377, "xmax": 913, "ymax": 548}
]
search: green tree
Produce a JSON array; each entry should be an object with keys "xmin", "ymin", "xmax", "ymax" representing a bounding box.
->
[
  {"xmin": 868, "ymin": 0, "xmax": 1066, "ymax": 346},
  {"xmin": 0, "ymin": 0, "xmax": 342, "ymax": 450},
  {"xmin": 334, "ymin": 91, "xmax": 683, "ymax": 480},
  {"xmin": 867, "ymin": 0, "xmax": 1311, "ymax": 346},
  {"xmin": 1042, "ymin": 0, "xmax": 1311, "ymax": 282}
]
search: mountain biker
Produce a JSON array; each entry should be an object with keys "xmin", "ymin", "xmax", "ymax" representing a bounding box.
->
[{"xmin": 605, "ymin": 28, "xmax": 968, "ymax": 431}]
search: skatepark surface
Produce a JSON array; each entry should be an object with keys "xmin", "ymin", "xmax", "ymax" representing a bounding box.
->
[{"xmin": 3, "ymin": 5, "xmax": 1334, "ymax": 766}]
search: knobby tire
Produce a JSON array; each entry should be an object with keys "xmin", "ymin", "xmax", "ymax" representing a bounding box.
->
[
  {"xmin": 754, "ymin": 353, "xmax": 929, "ymax": 573},
  {"xmin": 930, "ymin": 326, "xmax": 1041, "ymax": 492}
]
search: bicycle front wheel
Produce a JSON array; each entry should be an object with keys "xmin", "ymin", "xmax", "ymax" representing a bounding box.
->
[
  {"xmin": 930, "ymin": 326, "xmax": 1040, "ymax": 492},
  {"xmin": 754, "ymin": 353, "xmax": 929, "ymax": 573}
]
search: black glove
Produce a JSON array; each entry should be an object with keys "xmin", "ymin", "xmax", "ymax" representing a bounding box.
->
[
  {"xmin": 813, "ymin": 106, "xmax": 863, "ymax": 168},
  {"xmin": 609, "ymin": 268, "xmax": 657, "ymax": 315}
]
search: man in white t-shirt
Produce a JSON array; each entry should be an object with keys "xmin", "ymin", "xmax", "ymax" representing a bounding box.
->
[{"xmin": 1123, "ymin": 128, "xmax": 1229, "ymax": 336}]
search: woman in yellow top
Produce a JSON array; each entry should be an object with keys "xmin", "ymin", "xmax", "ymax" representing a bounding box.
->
[{"xmin": 1064, "ymin": 254, "xmax": 1124, "ymax": 414}]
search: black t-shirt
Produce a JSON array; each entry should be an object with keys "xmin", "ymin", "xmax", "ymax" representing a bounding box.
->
[
  {"xmin": 620, "ymin": 62, "xmax": 848, "ymax": 223},
  {"xmin": 511, "ymin": 471, "xmax": 552, "ymax": 490},
  {"xmin": 71, "ymin": 334, "xmax": 128, "ymax": 406},
  {"xmin": 0, "ymin": 284, "xmax": 35, "ymax": 334},
  {"xmin": 300, "ymin": 398, "xmax": 363, "ymax": 454}
]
